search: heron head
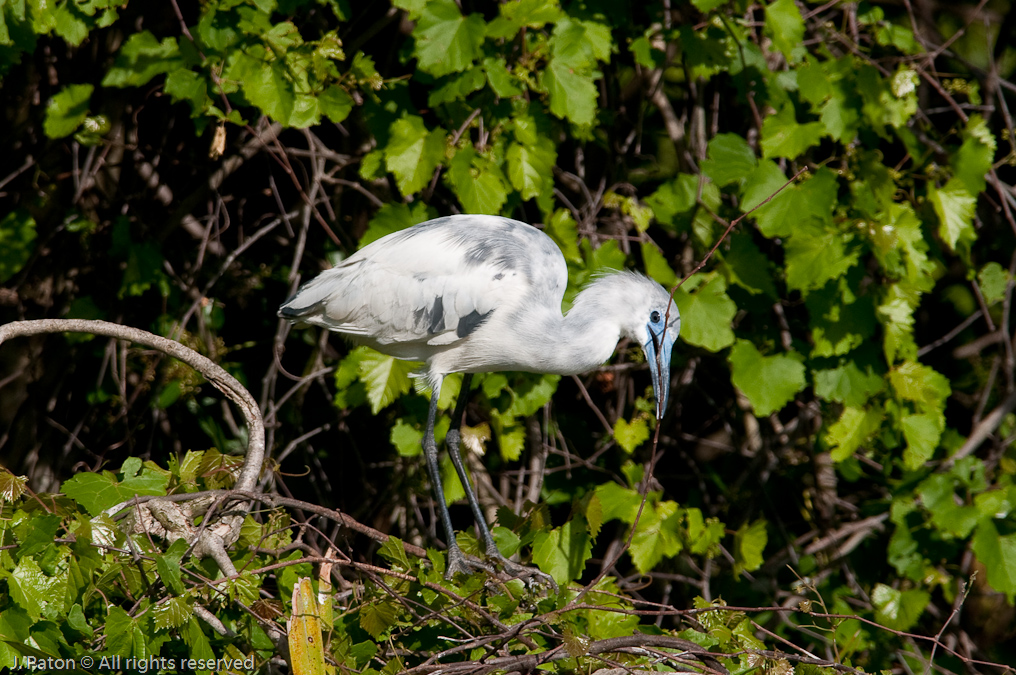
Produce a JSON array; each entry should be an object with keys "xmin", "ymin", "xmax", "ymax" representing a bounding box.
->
[
  {"xmin": 641, "ymin": 292, "xmax": 680, "ymax": 420},
  {"xmin": 578, "ymin": 271, "xmax": 681, "ymax": 419}
]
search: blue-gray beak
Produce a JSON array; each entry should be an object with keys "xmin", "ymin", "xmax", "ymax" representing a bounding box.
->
[{"xmin": 645, "ymin": 326, "xmax": 675, "ymax": 420}]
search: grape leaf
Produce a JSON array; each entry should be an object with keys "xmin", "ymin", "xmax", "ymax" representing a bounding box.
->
[
  {"xmin": 385, "ymin": 115, "xmax": 446, "ymax": 196},
  {"xmin": 728, "ymin": 340, "xmax": 806, "ymax": 416},
  {"xmin": 412, "ymin": 0, "xmax": 485, "ymax": 77}
]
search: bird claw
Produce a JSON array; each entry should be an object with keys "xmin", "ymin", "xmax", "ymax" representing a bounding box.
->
[
  {"xmin": 445, "ymin": 546, "xmax": 497, "ymax": 578},
  {"xmin": 444, "ymin": 546, "xmax": 558, "ymax": 593},
  {"xmin": 492, "ymin": 555, "xmax": 559, "ymax": 593}
]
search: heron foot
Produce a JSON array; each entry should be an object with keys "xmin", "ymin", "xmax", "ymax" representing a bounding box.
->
[
  {"xmin": 445, "ymin": 544, "xmax": 558, "ymax": 592},
  {"xmin": 445, "ymin": 544, "xmax": 498, "ymax": 579},
  {"xmin": 488, "ymin": 552, "xmax": 559, "ymax": 593}
]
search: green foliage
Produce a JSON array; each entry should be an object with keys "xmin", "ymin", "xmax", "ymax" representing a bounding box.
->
[
  {"xmin": 729, "ymin": 340, "xmax": 807, "ymax": 417},
  {"xmin": 61, "ymin": 458, "xmax": 170, "ymax": 516},
  {"xmin": 3, "ymin": 0, "xmax": 1016, "ymax": 670},
  {"xmin": 0, "ymin": 210, "xmax": 36, "ymax": 283},
  {"xmin": 43, "ymin": 82, "xmax": 94, "ymax": 138},
  {"xmin": 385, "ymin": 114, "xmax": 446, "ymax": 196}
]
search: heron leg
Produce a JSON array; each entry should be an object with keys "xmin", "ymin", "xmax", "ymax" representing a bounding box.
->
[
  {"xmin": 443, "ymin": 374, "xmax": 498, "ymax": 554},
  {"xmin": 445, "ymin": 375, "xmax": 557, "ymax": 591},
  {"xmin": 421, "ymin": 382, "xmax": 476, "ymax": 578}
]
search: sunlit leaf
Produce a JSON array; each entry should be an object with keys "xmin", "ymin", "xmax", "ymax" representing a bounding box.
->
[
  {"xmin": 728, "ymin": 340, "xmax": 806, "ymax": 417},
  {"xmin": 385, "ymin": 115, "xmax": 447, "ymax": 196},
  {"xmin": 43, "ymin": 83, "xmax": 93, "ymax": 138},
  {"xmin": 412, "ymin": 0, "xmax": 485, "ymax": 77}
]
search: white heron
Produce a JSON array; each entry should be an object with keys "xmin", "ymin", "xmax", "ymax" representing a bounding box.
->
[{"xmin": 279, "ymin": 214, "xmax": 680, "ymax": 583}]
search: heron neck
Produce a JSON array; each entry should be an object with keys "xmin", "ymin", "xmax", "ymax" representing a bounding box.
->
[{"xmin": 507, "ymin": 286, "xmax": 624, "ymax": 375}]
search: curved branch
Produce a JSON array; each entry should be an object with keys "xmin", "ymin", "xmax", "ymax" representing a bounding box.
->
[{"xmin": 0, "ymin": 319, "xmax": 264, "ymax": 492}]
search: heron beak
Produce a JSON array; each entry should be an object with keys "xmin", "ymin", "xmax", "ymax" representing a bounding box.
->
[{"xmin": 644, "ymin": 326, "xmax": 674, "ymax": 420}]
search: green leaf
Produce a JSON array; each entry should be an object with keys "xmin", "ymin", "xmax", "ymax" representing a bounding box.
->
[
  {"xmin": 613, "ymin": 416, "xmax": 650, "ymax": 454},
  {"xmin": 701, "ymin": 133, "xmax": 757, "ymax": 186},
  {"xmin": 486, "ymin": 0, "xmax": 563, "ymax": 40},
  {"xmin": 506, "ymin": 137, "xmax": 556, "ymax": 201},
  {"xmin": 761, "ymin": 103, "xmax": 824, "ymax": 160},
  {"xmin": 545, "ymin": 209, "xmax": 581, "ymax": 264},
  {"xmin": 718, "ymin": 234, "xmax": 772, "ymax": 297},
  {"xmin": 594, "ymin": 482, "xmax": 642, "ymax": 523},
  {"xmin": 629, "ymin": 503, "xmax": 683, "ymax": 574},
  {"xmin": 390, "ymin": 418, "xmax": 423, "ymax": 457},
  {"xmin": 872, "ymin": 202, "xmax": 936, "ymax": 289},
  {"xmin": 978, "ymin": 262, "xmax": 1008, "ymax": 304},
  {"xmin": 61, "ymin": 461, "xmax": 171, "ymax": 516},
  {"xmin": 826, "ymin": 406, "xmax": 882, "ymax": 462},
  {"xmin": 674, "ymin": 274, "xmax": 736, "ymax": 352},
  {"xmin": 532, "ymin": 516, "xmax": 592, "ymax": 585},
  {"xmin": 67, "ymin": 604, "xmax": 93, "ymax": 635},
  {"xmin": 549, "ymin": 17, "xmax": 612, "ymax": 70},
  {"xmin": 641, "ymin": 242, "xmax": 678, "ymax": 288},
  {"xmin": 10, "ymin": 556, "xmax": 67, "ymax": 621},
  {"xmin": 889, "ymin": 361, "xmax": 951, "ymax": 412},
  {"xmin": 686, "ymin": 508, "xmax": 724, "ymax": 556},
  {"xmin": 52, "ymin": 2, "xmax": 88, "ymax": 45},
  {"xmin": 506, "ymin": 374, "xmax": 559, "ymax": 417},
  {"xmin": 320, "ymin": 85, "xmax": 354, "ymax": 123},
  {"xmin": 154, "ymin": 538, "xmax": 188, "ymax": 595},
  {"xmin": 228, "ymin": 47, "xmax": 297, "ymax": 125},
  {"xmin": 377, "ymin": 536, "xmax": 412, "ymax": 570},
  {"xmin": 878, "ymin": 284, "xmax": 919, "ymax": 364},
  {"xmin": 360, "ymin": 601, "xmax": 398, "ymax": 639},
  {"xmin": 0, "ymin": 210, "xmax": 36, "ymax": 283},
  {"xmin": 441, "ymin": 453, "xmax": 465, "ymax": 505},
  {"xmin": 872, "ymin": 583, "xmax": 929, "ymax": 632},
  {"xmin": 764, "ymin": 0, "xmax": 805, "ymax": 63},
  {"xmin": 152, "ymin": 597, "xmax": 192, "ymax": 630},
  {"xmin": 164, "ymin": 69, "xmax": 208, "ymax": 116},
  {"xmin": 385, "ymin": 115, "xmax": 446, "ymax": 196},
  {"xmin": 483, "ymin": 56, "xmax": 522, "ymax": 97},
  {"xmin": 929, "ymin": 178, "xmax": 977, "ymax": 252},
  {"xmin": 728, "ymin": 340, "xmax": 806, "ymax": 417},
  {"xmin": 857, "ymin": 65, "xmax": 919, "ymax": 134},
  {"xmin": 734, "ymin": 519, "xmax": 767, "ymax": 575},
  {"xmin": 427, "ymin": 66, "xmax": 485, "ymax": 106},
  {"xmin": 972, "ymin": 519, "xmax": 1016, "ymax": 602},
  {"xmin": 412, "ymin": 0, "xmax": 485, "ymax": 77},
  {"xmin": 357, "ymin": 348, "xmax": 416, "ymax": 414},
  {"xmin": 392, "ymin": 0, "xmax": 426, "ymax": 19},
  {"xmin": 101, "ymin": 31, "xmax": 182, "ymax": 87},
  {"xmin": 954, "ymin": 115, "xmax": 996, "ymax": 196},
  {"xmin": 646, "ymin": 173, "xmax": 699, "ymax": 229},
  {"xmin": 542, "ymin": 56, "xmax": 597, "ymax": 125},
  {"xmin": 784, "ymin": 223, "xmax": 860, "ymax": 292},
  {"xmin": 496, "ymin": 425, "xmax": 525, "ymax": 462},
  {"xmin": 813, "ymin": 362, "xmax": 884, "ymax": 407},
  {"xmin": 741, "ymin": 160, "xmax": 794, "ymax": 237},
  {"xmin": 630, "ymin": 36, "xmax": 659, "ymax": 68},
  {"xmin": 692, "ymin": 0, "xmax": 729, "ymax": 11},
  {"xmin": 105, "ymin": 606, "xmax": 148, "ymax": 659},
  {"xmin": 43, "ymin": 83, "xmax": 93, "ymax": 138},
  {"xmin": 819, "ymin": 86, "xmax": 860, "ymax": 142},
  {"xmin": 901, "ymin": 413, "xmax": 941, "ymax": 470},
  {"xmin": 797, "ymin": 55, "xmax": 832, "ymax": 106},
  {"xmin": 918, "ymin": 474, "xmax": 980, "ymax": 538},
  {"xmin": 807, "ymin": 279, "xmax": 877, "ymax": 358},
  {"xmin": 447, "ymin": 146, "xmax": 508, "ymax": 214},
  {"xmin": 16, "ymin": 513, "xmax": 58, "ymax": 558},
  {"xmin": 182, "ymin": 616, "xmax": 215, "ymax": 666}
]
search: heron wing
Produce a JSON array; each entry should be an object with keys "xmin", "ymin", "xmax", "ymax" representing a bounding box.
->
[{"xmin": 280, "ymin": 215, "xmax": 568, "ymax": 358}]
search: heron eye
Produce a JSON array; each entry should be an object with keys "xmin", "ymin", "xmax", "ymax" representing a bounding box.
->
[{"xmin": 650, "ymin": 310, "xmax": 661, "ymax": 324}]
